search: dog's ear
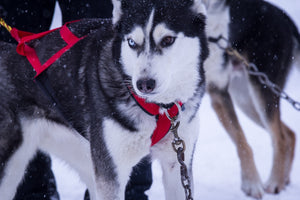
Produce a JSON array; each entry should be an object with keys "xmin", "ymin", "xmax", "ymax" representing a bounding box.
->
[
  {"xmin": 112, "ymin": 0, "xmax": 122, "ymax": 25},
  {"xmin": 191, "ymin": 0, "xmax": 207, "ymax": 30},
  {"xmin": 191, "ymin": 0, "xmax": 207, "ymax": 15}
]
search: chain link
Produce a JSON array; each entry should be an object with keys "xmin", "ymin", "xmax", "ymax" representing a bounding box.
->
[
  {"xmin": 209, "ymin": 35, "xmax": 300, "ymax": 111},
  {"xmin": 168, "ymin": 115, "xmax": 193, "ymax": 200}
]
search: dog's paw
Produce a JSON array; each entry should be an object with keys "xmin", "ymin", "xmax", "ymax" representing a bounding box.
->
[
  {"xmin": 264, "ymin": 178, "xmax": 286, "ymax": 194},
  {"xmin": 241, "ymin": 179, "xmax": 264, "ymax": 199}
]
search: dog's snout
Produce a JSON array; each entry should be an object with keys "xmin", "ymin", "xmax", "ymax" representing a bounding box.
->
[{"xmin": 136, "ymin": 78, "xmax": 156, "ymax": 94}]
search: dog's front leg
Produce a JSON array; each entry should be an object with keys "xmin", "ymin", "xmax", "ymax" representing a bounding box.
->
[
  {"xmin": 91, "ymin": 118, "xmax": 152, "ymax": 200},
  {"xmin": 91, "ymin": 148, "xmax": 133, "ymax": 200},
  {"xmin": 161, "ymin": 157, "xmax": 189, "ymax": 200},
  {"xmin": 91, "ymin": 143, "xmax": 133, "ymax": 200},
  {"xmin": 207, "ymin": 84, "xmax": 264, "ymax": 198},
  {"xmin": 152, "ymin": 115, "xmax": 199, "ymax": 200}
]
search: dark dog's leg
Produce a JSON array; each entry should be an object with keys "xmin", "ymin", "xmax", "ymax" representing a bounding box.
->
[{"xmin": 207, "ymin": 85, "xmax": 264, "ymax": 199}]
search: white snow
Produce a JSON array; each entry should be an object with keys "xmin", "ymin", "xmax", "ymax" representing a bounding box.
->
[{"xmin": 51, "ymin": 0, "xmax": 300, "ymax": 199}]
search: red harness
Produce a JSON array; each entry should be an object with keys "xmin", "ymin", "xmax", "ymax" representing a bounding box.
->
[
  {"xmin": 10, "ymin": 21, "xmax": 86, "ymax": 77},
  {"xmin": 9, "ymin": 21, "xmax": 182, "ymax": 146}
]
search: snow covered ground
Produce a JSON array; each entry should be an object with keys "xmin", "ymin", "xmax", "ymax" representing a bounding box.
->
[{"xmin": 50, "ymin": 0, "xmax": 300, "ymax": 199}]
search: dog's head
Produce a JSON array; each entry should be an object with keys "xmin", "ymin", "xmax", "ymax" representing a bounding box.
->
[{"xmin": 112, "ymin": 0, "xmax": 208, "ymax": 105}]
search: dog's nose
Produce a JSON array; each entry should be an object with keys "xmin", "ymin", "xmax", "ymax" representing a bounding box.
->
[{"xmin": 136, "ymin": 78, "xmax": 156, "ymax": 94}]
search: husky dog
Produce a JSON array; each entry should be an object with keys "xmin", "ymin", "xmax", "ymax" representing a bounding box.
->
[
  {"xmin": 0, "ymin": 0, "xmax": 208, "ymax": 199},
  {"xmin": 203, "ymin": 0, "xmax": 299, "ymax": 198}
]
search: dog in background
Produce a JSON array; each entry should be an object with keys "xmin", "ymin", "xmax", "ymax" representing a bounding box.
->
[{"xmin": 202, "ymin": 0, "xmax": 299, "ymax": 198}]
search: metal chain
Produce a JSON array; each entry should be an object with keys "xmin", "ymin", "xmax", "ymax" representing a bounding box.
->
[
  {"xmin": 209, "ymin": 35, "xmax": 300, "ymax": 111},
  {"xmin": 246, "ymin": 62, "xmax": 300, "ymax": 111},
  {"xmin": 168, "ymin": 115, "xmax": 193, "ymax": 200}
]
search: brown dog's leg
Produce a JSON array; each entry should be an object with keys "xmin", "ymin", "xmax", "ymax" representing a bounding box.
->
[
  {"xmin": 281, "ymin": 122, "xmax": 296, "ymax": 185},
  {"xmin": 244, "ymin": 78, "xmax": 296, "ymax": 195},
  {"xmin": 264, "ymin": 110, "xmax": 296, "ymax": 194},
  {"xmin": 207, "ymin": 85, "xmax": 264, "ymax": 199}
]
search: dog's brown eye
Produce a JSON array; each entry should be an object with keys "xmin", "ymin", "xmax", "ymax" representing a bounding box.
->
[{"xmin": 160, "ymin": 36, "xmax": 176, "ymax": 48}]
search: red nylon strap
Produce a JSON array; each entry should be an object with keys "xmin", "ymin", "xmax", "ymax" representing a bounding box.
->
[
  {"xmin": 131, "ymin": 92, "xmax": 160, "ymax": 115},
  {"xmin": 131, "ymin": 92, "xmax": 182, "ymax": 146},
  {"xmin": 10, "ymin": 28, "xmax": 38, "ymax": 43},
  {"xmin": 11, "ymin": 20, "xmax": 85, "ymax": 77}
]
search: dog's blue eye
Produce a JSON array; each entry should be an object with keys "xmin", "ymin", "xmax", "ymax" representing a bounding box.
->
[
  {"xmin": 128, "ymin": 38, "xmax": 137, "ymax": 49},
  {"xmin": 160, "ymin": 36, "xmax": 176, "ymax": 48}
]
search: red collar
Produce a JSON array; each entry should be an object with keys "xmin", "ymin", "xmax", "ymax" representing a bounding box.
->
[{"xmin": 130, "ymin": 91, "xmax": 183, "ymax": 146}]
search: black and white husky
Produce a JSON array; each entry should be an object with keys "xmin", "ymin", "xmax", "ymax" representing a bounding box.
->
[
  {"xmin": 203, "ymin": 0, "xmax": 299, "ymax": 199},
  {"xmin": 0, "ymin": 0, "xmax": 208, "ymax": 199}
]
